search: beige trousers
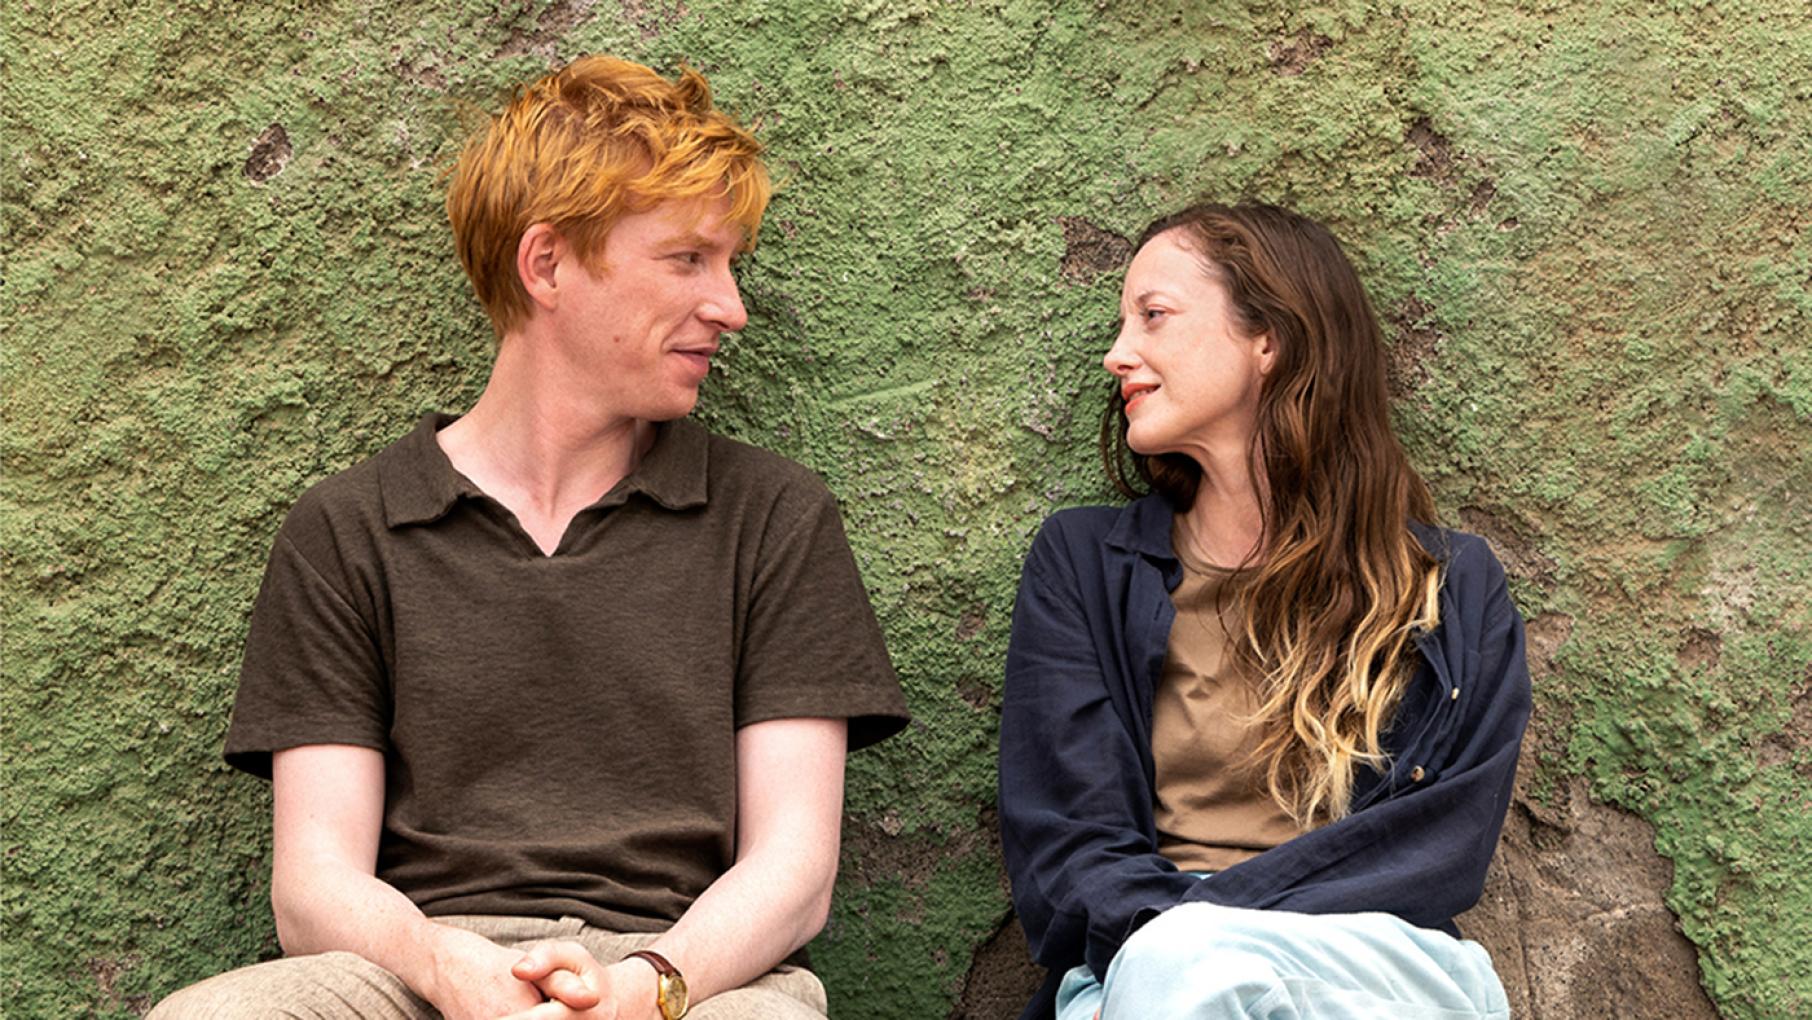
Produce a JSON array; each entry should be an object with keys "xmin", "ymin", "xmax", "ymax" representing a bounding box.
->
[{"xmin": 147, "ymin": 915, "xmax": 828, "ymax": 1019}]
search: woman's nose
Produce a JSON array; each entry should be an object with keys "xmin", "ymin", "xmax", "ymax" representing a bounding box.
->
[{"xmin": 1103, "ymin": 324, "xmax": 1139, "ymax": 376}]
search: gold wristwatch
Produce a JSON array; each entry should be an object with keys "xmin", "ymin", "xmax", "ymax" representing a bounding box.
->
[{"xmin": 626, "ymin": 950, "xmax": 689, "ymax": 1020}]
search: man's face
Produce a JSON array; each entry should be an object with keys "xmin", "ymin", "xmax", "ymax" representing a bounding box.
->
[{"xmin": 548, "ymin": 196, "xmax": 749, "ymax": 423}]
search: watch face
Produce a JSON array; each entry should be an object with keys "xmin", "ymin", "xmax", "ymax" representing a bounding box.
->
[{"xmin": 663, "ymin": 974, "xmax": 689, "ymax": 1018}]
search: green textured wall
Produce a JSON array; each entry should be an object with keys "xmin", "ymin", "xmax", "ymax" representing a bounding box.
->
[{"xmin": 5, "ymin": 1, "xmax": 1810, "ymax": 1016}]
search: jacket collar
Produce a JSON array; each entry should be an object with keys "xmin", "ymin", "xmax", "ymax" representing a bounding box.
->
[
  {"xmin": 1104, "ymin": 493, "xmax": 1180, "ymax": 562},
  {"xmin": 379, "ymin": 412, "xmax": 710, "ymax": 528}
]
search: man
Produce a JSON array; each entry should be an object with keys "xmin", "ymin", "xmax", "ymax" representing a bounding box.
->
[{"xmin": 152, "ymin": 56, "xmax": 908, "ymax": 1020}]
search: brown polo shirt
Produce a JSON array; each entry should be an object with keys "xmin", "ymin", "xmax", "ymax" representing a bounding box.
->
[{"xmin": 225, "ymin": 413, "xmax": 909, "ymax": 933}]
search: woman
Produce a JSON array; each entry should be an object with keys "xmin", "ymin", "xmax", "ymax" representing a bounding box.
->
[{"xmin": 999, "ymin": 203, "xmax": 1530, "ymax": 1019}]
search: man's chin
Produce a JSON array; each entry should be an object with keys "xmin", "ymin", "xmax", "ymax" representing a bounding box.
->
[{"xmin": 634, "ymin": 392, "xmax": 700, "ymax": 424}]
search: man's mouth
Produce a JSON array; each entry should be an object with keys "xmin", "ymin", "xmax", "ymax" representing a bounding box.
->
[{"xmin": 673, "ymin": 344, "xmax": 718, "ymax": 376}]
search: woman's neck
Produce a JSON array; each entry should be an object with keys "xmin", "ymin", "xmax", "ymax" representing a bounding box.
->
[{"xmin": 1176, "ymin": 440, "xmax": 1267, "ymax": 569}]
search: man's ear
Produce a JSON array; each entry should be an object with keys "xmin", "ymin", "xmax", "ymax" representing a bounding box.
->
[{"xmin": 517, "ymin": 223, "xmax": 564, "ymax": 313}]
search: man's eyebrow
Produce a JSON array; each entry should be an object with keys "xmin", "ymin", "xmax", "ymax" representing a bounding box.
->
[{"xmin": 662, "ymin": 231, "xmax": 729, "ymax": 251}]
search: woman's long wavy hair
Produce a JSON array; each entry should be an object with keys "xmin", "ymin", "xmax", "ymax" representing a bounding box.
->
[{"xmin": 1102, "ymin": 202, "xmax": 1442, "ymax": 825}]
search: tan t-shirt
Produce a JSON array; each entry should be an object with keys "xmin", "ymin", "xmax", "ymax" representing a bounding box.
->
[{"xmin": 1153, "ymin": 535, "xmax": 1313, "ymax": 872}]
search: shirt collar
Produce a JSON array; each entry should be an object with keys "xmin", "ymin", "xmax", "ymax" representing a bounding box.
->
[{"xmin": 379, "ymin": 412, "xmax": 710, "ymax": 528}]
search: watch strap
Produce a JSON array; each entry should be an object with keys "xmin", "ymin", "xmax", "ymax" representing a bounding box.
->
[
  {"xmin": 626, "ymin": 949, "xmax": 679, "ymax": 978},
  {"xmin": 626, "ymin": 950, "xmax": 686, "ymax": 1020}
]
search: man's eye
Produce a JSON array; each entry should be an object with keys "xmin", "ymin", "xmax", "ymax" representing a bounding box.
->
[{"xmin": 1143, "ymin": 308, "xmax": 1167, "ymax": 321}]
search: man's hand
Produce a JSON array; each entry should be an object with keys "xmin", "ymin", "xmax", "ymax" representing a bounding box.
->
[
  {"xmin": 502, "ymin": 942, "xmax": 661, "ymax": 1020},
  {"xmin": 417, "ymin": 925, "xmax": 546, "ymax": 1020}
]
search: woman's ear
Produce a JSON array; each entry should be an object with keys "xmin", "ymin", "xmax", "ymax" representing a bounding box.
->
[
  {"xmin": 516, "ymin": 222, "xmax": 564, "ymax": 312},
  {"xmin": 1254, "ymin": 331, "xmax": 1278, "ymax": 376}
]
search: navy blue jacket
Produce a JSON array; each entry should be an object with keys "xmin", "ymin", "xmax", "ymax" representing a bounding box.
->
[{"xmin": 998, "ymin": 496, "xmax": 1531, "ymax": 1018}]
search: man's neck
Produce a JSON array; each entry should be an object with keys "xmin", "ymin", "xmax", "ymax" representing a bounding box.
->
[{"xmin": 436, "ymin": 336, "xmax": 657, "ymax": 555}]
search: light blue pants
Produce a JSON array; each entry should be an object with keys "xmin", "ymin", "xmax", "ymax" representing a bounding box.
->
[{"xmin": 1055, "ymin": 902, "xmax": 1510, "ymax": 1020}]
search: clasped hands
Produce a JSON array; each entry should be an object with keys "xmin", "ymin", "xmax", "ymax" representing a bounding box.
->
[
  {"xmin": 428, "ymin": 929, "xmax": 660, "ymax": 1020},
  {"xmin": 501, "ymin": 941, "xmax": 663, "ymax": 1020}
]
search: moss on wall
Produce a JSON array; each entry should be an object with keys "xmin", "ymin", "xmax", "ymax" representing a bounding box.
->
[{"xmin": 5, "ymin": 0, "xmax": 1808, "ymax": 1016}]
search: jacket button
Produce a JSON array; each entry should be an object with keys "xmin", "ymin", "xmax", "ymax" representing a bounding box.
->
[
  {"xmin": 1410, "ymin": 766, "xmax": 1427, "ymax": 782},
  {"xmin": 1450, "ymin": 687, "xmax": 1461, "ymax": 701}
]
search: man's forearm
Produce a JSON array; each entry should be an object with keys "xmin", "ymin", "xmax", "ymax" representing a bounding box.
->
[
  {"xmin": 269, "ymin": 745, "xmax": 545, "ymax": 1020},
  {"xmin": 272, "ymin": 854, "xmax": 470, "ymax": 997},
  {"xmin": 632, "ymin": 842, "xmax": 835, "ymax": 1004},
  {"xmin": 614, "ymin": 716, "xmax": 848, "ymax": 1013}
]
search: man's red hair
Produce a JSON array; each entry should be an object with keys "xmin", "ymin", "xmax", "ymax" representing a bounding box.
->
[{"xmin": 447, "ymin": 56, "xmax": 770, "ymax": 337}]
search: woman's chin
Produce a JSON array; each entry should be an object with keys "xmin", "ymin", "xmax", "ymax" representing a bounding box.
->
[{"xmin": 1124, "ymin": 427, "xmax": 1173, "ymax": 458}]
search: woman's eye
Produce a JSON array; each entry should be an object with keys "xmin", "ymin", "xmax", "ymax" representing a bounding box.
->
[{"xmin": 1143, "ymin": 308, "xmax": 1166, "ymax": 322}]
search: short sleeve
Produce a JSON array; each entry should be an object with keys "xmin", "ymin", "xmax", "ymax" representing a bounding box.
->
[
  {"xmin": 224, "ymin": 512, "xmax": 389, "ymax": 779},
  {"xmin": 733, "ymin": 478, "xmax": 907, "ymax": 751}
]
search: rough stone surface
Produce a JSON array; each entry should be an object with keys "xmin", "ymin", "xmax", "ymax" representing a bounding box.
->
[
  {"xmin": 1462, "ymin": 775, "xmax": 1723, "ymax": 1020},
  {"xmin": 5, "ymin": 1, "xmax": 1810, "ymax": 1018},
  {"xmin": 1453, "ymin": 619, "xmax": 1726, "ymax": 1020}
]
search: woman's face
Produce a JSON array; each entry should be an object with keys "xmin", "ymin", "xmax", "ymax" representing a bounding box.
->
[{"xmin": 1104, "ymin": 230, "xmax": 1275, "ymax": 462}]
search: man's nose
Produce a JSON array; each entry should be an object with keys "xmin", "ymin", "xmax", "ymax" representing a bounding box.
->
[{"xmin": 706, "ymin": 271, "xmax": 748, "ymax": 332}]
